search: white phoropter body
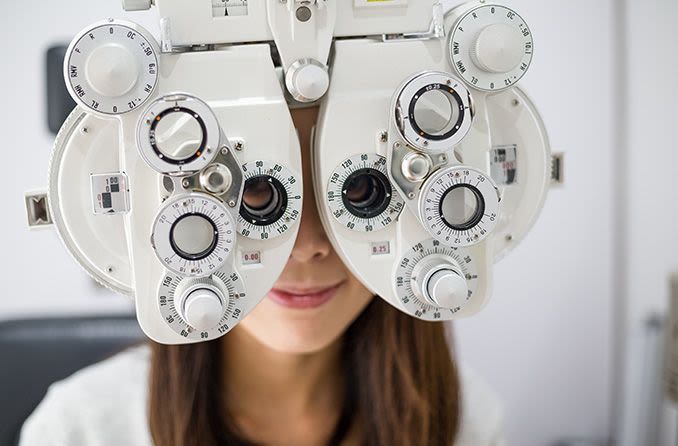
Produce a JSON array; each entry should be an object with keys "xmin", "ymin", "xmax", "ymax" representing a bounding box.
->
[{"xmin": 31, "ymin": 0, "xmax": 554, "ymax": 344}]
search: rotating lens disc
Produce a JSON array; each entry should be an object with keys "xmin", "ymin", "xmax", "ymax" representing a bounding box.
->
[
  {"xmin": 327, "ymin": 153, "xmax": 404, "ymax": 232},
  {"xmin": 152, "ymin": 193, "xmax": 235, "ymax": 277},
  {"xmin": 394, "ymin": 72, "xmax": 474, "ymax": 154},
  {"xmin": 419, "ymin": 166, "xmax": 500, "ymax": 247},
  {"xmin": 237, "ymin": 160, "xmax": 302, "ymax": 240}
]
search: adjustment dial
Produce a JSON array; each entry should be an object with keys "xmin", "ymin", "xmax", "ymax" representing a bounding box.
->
[
  {"xmin": 152, "ymin": 193, "xmax": 236, "ymax": 277},
  {"xmin": 419, "ymin": 166, "xmax": 500, "ymax": 247},
  {"xmin": 448, "ymin": 4, "xmax": 533, "ymax": 91},
  {"xmin": 64, "ymin": 19, "xmax": 159, "ymax": 114},
  {"xmin": 327, "ymin": 153, "xmax": 404, "ymax": 232},
  {"xmin": 394, "ymin": 239, "xmax": 478, "ymax": 320},
  {"xmin": 158, "ymin": 270, "xmax": 246, "ymax": 340},
  {"xmin": 238, "ymin": 160, "xmax": 302, "ymax": 240}
]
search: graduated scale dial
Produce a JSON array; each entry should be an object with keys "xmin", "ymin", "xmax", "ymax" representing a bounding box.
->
[
  {"xmin": 394, "ymin": 239, "xmax": 479, "ymax": 321},
  {"xmin": 64, "ymin": 19, "xmax": 159, "ymax": 115},
  {"xmin": 448, "ymin": 4, "xmax": 533, "ymax": 91},
  {"xmin": 158, "ymin": 270, "xmax": 246, "ymax": 340}
]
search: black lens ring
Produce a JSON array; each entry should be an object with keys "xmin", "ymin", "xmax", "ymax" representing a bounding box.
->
[
  {"xmin": 240, "ymin": 176, "xmax": 289, "ymax": 227},
  {"xmin": 149, "ymin": 106, "xmax": 208, "ymax": 165},
  {"xmin": 438, "ymin": 184, "xmax": 486, "ymax": 231},
  {"xmin": 169, "ymin": 212, "xmax": 219, "ymax": 261},
  {"xmin": 341, "ymin": 168, "xmax": 392, "ymax": 219},
  {"xmin": 408, "ymin": 83, "xmax": 465, "ymax": 142}
]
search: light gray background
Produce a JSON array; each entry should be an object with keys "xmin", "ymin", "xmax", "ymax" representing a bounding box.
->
[{"xmin": 2, "ymin": 0, "xmax": 676, "ymax": 445}]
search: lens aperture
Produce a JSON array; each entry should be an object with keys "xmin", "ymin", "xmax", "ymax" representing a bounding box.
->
[
  {"xmin": 169, "ymin": 213, "xmax": 219, "ymax": 261},
  {"xmin": 342, "ymin": 169, "xmax": 391, "ymax": 219}
]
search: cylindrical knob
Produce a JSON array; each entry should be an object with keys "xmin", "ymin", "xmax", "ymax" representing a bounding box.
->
[
  {"xmin": 122, "ymin": 0, "xmax": 152, "ymax": 11},
  {"xmin": 411, "ymin": 255, "xmax": 469, "ymax": 310},
  {"xmin": 426, "ymin": 269, "xmax": 468, "ymax": 309},
  {"xmin": 175, "ymin": 277, "xmax": 226, "ymax": 331},
  {"xmin": 86, "ymin": 44, "xmax": 139, "ymax": 97},
  {"xmin": 471, "ymin": 24, "xmax": 524, "ymax": 73},
  {"xmin": 182, "ymin": 288, "xmax": 224, "ymax": 331},
  {"xmin": 285, "ymin": 59, "xmax": 330, "ymax": 103}
]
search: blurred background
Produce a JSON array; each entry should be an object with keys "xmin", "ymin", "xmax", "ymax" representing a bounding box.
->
[{"xmin": 2, "ymin": 0, "xmax": 677, "ymax": 445}]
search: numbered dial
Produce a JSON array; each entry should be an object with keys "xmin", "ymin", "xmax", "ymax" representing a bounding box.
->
[
  {"xmin": 138, "ymin": 94, "xmax": 221, "ymax": 175},
  {"xmin": 152, "ymin": 193, "xmax": 236, "ymax": 277},
  {"xmin": 327, "ymin": 153, "xmax": 404, "ymax": 232},
  {"xmin": 158, "ymin": 270, "xmax": 246, "ymax": 341},
  {"xmin": 394, "ymin": 239, "xmax": 478, "ymax": 320},
  {"xmin": 65, "ymin": 20, "xmax": 159, "ymax": 115},
  {"xmin": 419, "ymin": 166, "xmax": 500, "ymax": 247},
  {"xmin": 238, "ymin": 160, "xmax": 302, "ymax": 240},
  {"xmin": 394, "ymin": 71, "xmax": 474, "ymax": 154},
  {"xmin": 449, "ymin": 4, "xmax": 533, "ymax": 91}
]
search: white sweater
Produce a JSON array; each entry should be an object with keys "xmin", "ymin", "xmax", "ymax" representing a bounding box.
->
[{"xmin": 19, "ymin": 344, "xmax": 505, "ymax": 445}]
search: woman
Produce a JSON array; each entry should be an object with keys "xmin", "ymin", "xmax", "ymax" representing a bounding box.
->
[{"xmin": 20, "ymin": 106, "xmax": 504, "ymax": 446}]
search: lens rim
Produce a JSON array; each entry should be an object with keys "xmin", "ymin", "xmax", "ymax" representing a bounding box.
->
[
  {"xmin": 341, "ymin": 168, "xmax": 392, "ymax": 219},
  {"xmin": 438, "ymin": 184, "xmax": 486, "ymax": 231},
  {"xmin": 149, "ymin": 106, "xmax": 207, "ymax": 165},
  {"xmin": 169, "ymin": 212, "xmax": 219, "ymax": 261},
  {"xmin": 239, "ymin": 176, "xmax": 289, "ymax": 227},
  {"xmin": 408, "ymin": 84, "xmax": 466, "ymax": 142}
]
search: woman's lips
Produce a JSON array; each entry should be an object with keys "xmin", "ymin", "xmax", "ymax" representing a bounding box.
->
[{"xmin": 267, "ymin": 282, "xmax": 343, "ymax": 309}]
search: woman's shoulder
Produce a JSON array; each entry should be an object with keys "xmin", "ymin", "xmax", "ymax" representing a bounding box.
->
[
  {"xmin": 455, "ymin": 364, "xmax": 506, "ymax": 446},
  {"xmin": 19, "ymin": 343, "xmax": 153, "ymax": 446}
]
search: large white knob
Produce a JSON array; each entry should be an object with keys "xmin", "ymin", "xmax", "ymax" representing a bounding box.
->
[
  {"xmin": 86, "ymin": 44, "xmax": 139, "ymax": 98},
  {"xmin": 411, "ymin": 255, "xmax": 469, "ymax": 310},
  {"xmin": 472, "ymin": 23, "xmax": 525, "ymax": 74},
  {"xmin": 175, "ymin": 278, "xmax": 226, "ymax": 331},
  {"xmin": 285, "ymin": 59, "xmax": 330, "ymax": 103},
  {"xmin": 426, "ymin": 269, "xmax": 468, "ymax": 309},
  {"xmin": 122, "ymin": 0, "xmax": 152, "ymax": 11}
]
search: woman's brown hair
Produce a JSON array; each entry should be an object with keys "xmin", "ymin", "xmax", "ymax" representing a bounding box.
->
[{"xmin": 148, "ymin": 297, "xmax": 461, "ymax": 445}]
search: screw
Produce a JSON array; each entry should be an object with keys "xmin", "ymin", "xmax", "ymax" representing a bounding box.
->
[
  {"xmin": 228, "ymin": 200, "xmax": 237, "ymax": 207},
  {"xmin": 234, "ymin": 141, "xmax": 244, "ymax": 151},
  {"xmin": 394, "ymin": 142, "xmax": 401, "ymax": 149},
  {"xmin": 423, "ymin": 141, "xmax": 429, "ymax": 146},
  {"xmin": 379, "ymin": 131, "xmax": 388, "ymax": 143},
  {"xmin": 505, "ymin": 234, "xmax": 513, "ymax": 242},
  {"xmin": 407, "ymin": 192, "xmax": 415, "ymax": 199},
  {"xmin": 182, "ymin": 179, "xmax": 190, "ymax": 188},
  {"xmin": 81, "ymin": 127, "xmax": 89, "ymax": 134},
  {"xmin": 106, "ymin": 266, "xmax": 114, "ymax": 273},
  {"xmin": 440, "ymin": 155, "xmax": 447, "ymax": 162},
  {"xmin": 221, "ymin": 146, "xmax": 229, "ymax": 155},
  {"xmin": 446, "ymin": 79, "xmax": 452, "ymax": 85},
  {"xmin": 512, "ymin": 99, "xmax": 520, "ymax": 107}
]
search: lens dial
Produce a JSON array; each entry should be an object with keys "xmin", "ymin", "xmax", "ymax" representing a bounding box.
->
[
  {"xmin": 394, "ymin": 238, "xmax": 478, "ymax": 320},
  {"xmin": 158, "ymin": 270, "xmax": 246, "ymax": 341},
  {"xmin": 138, "ymin": 94, "xmax": 221, "ymax": 175},
  {"xmin": 152, "ymin": 193, "xmax": 236, "ymax": 277},
  {"xmin": 419, "ymin": 166, "xmax": 500, "ymax": 247},
  {"xmin": 238, "ymin": 160, "xmax": 302, "ymax": 240},
  {"xmin": 327, "ymin": 153, "xmax": 404, "ymax": 232},
  {"xmin": 448, "ymin": 4, "xmax": 533, "ymax": 91},
  {"xmin": 394, "ymin": 72, "xmax": 474, "ymax": 154},
  {"xmin": 64, "ymin": 19, "xmax": 158, "ymax": 115}
]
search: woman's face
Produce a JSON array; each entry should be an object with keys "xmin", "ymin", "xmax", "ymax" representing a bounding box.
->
[{"xmin": 234, "ymin": 106, "xmax": 374, "ymax": 354}]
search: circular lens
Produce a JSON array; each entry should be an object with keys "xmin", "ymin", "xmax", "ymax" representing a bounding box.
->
[
  {"xmin": 342, "ymin": 169, "xmax": 392, "ymax": 219},
  {"xmin": 413, "ymin": 89, "xmax": 460, "ymax": 136},
  {"xmin": 408, "ymin": 84, "xmax": 465, "ymax": 142},
  {"xmin": 169, "ymin": 213, "xmax": 219, "ymax": 261},
  {"xmin": 150, "ymin": 108, "xmax": 206, "ymax": 163},
  {"xmin": 439, "ymin": 185, "xmax": 485, "ymax": 231},
  {"xmin": 240, "ymin": 176, "xmax": 288, "ymax": 226}
]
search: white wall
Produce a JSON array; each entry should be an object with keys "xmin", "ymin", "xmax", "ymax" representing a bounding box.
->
[
  {"xmin": 451, "ymin": 0, "xmax": 615, "ymax": 444},
  {"xmin": 617, "ymin": 0, "xmax": 678, "ymax": 444},
  {"xmin": 1, "ymin": 1, "xmax": 618, "ymax": 445}
]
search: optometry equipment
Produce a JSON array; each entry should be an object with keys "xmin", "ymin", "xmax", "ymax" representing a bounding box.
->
[{"xmin": 25, "ymin": 0, "xmax": 556, "ymax": 344}]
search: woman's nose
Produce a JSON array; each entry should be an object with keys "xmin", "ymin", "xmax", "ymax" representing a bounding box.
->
[{"xmin": 289, "ymin": 197, "xmax": 332, "ymax": 263}]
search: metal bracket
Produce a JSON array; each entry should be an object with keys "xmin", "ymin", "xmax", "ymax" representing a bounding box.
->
[{"xmin": 24, "ymin": 190, "xmax": 53, "ymax": 228}]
